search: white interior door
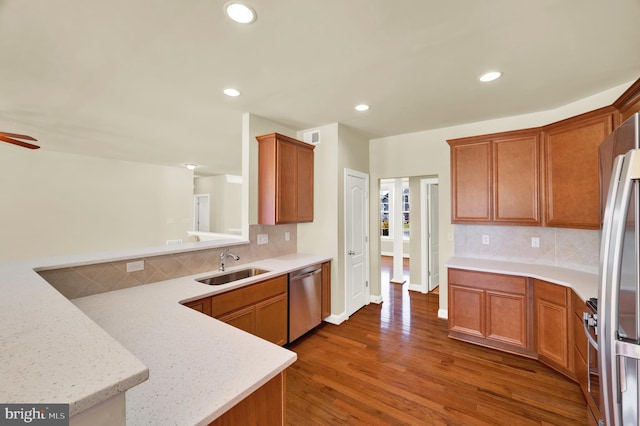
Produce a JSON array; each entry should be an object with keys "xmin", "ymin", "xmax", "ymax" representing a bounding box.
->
[
  {"xmin": 428, "ymin": 184, "xmax": 439, "ymax": 290},
  {"xmin": 421, "ymin": 179, "xmax": 439, "ymax": 292},
  {"xmin": 345, "ymin": 169, "xmax": 369, "ymax": 317},
  {"xmin": 194, "ymin": 194, "xmax": 210, "ymax": 232}
]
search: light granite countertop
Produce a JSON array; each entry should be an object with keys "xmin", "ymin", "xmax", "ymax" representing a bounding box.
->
[
  {"xmin": 0, "ymin": 260, "xmax": 149, "ymax": 417},
  {"xmin": 445, "ymin": 256, "xmax": 599, "ymax": 300},
  {"xmin": 0, "ymin": 246, "xmax": 329, "ymax": 425},
  {"xmin": 72, "ymin": 253, "xmax": 331, "ymax": 425}
]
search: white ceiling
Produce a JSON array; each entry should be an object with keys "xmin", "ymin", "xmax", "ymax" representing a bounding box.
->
[{"xmin": 1, "ymin": 0, "xmax": 639, "ymax": 176}]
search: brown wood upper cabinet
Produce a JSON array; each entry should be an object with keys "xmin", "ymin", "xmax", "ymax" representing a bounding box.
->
[
  {"xmin": 543, "ymin": 108, "xmax": 615, "ymax": 229},
  {"xmin": 256, "ymin": 133, "xmax": 315, "ymax": 225},
  {"xmin": 448, "ymin": 130, "xmax": 542, "ymax": 225}
]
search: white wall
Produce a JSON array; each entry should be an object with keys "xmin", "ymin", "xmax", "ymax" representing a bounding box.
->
[
  {"xmin": 296, "ymin": 123, "xmax": 369, "ymax": 318},
  {"xmin": 0, "ymin": 148, "xmax": 193, "ymax": 261},
  {"xmin": 369, "ymin": 80, "xmax": 633, "ymax": 316},
  {"xmin": 379, "ymin": 239, "xmax": 410, "ymax": 257}
]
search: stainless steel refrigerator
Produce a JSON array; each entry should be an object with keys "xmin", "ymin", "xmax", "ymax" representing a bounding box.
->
[{"xmin": 599, "ymin": 112, "xmax": 640, "ymax": 425}]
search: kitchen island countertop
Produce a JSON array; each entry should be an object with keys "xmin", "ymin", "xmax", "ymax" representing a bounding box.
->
[
  {"xmin": 72, "ymin": 253, "xmax": 331, "ymax": 425},
  {"xmin": 0, "ymin": 249, "xmax": 330, "ymax": 425}
]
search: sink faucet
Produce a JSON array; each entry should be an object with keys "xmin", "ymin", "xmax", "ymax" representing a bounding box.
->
[{"xmin": 219, "ymin": 249, "xmax": 240, "ymax": 271}]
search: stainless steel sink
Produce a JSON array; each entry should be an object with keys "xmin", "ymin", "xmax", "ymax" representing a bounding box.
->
[{"xmin": 196, "ymin": 268, "xmax": 269, "ymax": 285}]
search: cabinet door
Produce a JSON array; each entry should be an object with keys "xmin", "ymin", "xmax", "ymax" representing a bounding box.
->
[
  {"xmin": 486, "ymin": 290, "xmax": 528, "ymax": 349},
  {"xmin": 321, "ymin": 262, "xmax": 331, "ymax": 319},
  {"xmin": 296, "ymin": 145, "xmax": 314, "ymax": 222},
  {"xmin": 276, "ymin": 139, "xmax": 298, "ymax": 223},
  {"xmin": 535, "ymin": 280, "xmax": 571, "ymax": 371},
  {"xmin": 255, "ymin": 293, "xmax": 288, "ymax": 346},
  {"xmin": 537, "ymin": 299, "xmax": 569, "ymax": 366},
  {"xmin": 211, "ymin": 372, "xmax": 285, "ymax": 426},
  {"xmin": 493, "ymin": 134, "xmax": 541, "ymax": 224},
  {"xmin": 217, "ymin": 305, "xmax": 256, "ymax": 335},
  {"xmin": 450, "ymin": 140, "xmax": 492, "ymax": 222},
  {"xmin": 544, "ymin": 110, "xmax": 614, "ymax": 229},
  {"xmin": 448, "ymin": 284, "xmax": 485, "ymax": 338}
]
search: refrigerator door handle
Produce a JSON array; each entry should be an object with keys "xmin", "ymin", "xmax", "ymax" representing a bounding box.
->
[{"xmin": 599, "ymin": 149, "xmax": 640, "ymax": 426}]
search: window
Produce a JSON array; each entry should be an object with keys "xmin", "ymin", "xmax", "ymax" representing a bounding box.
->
[
  {"xmin": 380, "ymin": 186, "xmax": 390, "ymax": 237},
  {"xmin": 380, "ymin": 179, "xmax": 409, "ymax": 239},
  {"xmin": 402, "ymin": 185, "xmax": 410, "ymax": 239}
]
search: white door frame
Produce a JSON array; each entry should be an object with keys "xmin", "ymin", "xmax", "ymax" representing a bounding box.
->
[
  {"xmin": 420, "ymin": 178, "xmax": 438, "ymax": 293},
  {"xmin": 193, "ymin": 194, "xmax": 210, "ymax": 231},
  {"xmin": 343, "ymin": 168, "xmax": 370, "ymax": 317}
]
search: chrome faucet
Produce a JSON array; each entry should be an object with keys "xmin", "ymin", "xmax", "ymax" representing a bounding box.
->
[{"xmin": 219, "ymin": 249, "xmax": 240, "ymax": 271}]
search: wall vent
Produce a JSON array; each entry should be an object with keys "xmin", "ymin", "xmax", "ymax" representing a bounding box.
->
[{"xmin": 303, "ymin": 130, "xmax": 321, "ymax": 145}]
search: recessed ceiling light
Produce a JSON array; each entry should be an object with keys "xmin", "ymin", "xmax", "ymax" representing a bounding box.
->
[
  {"xmin": 185, "ymin": 164, "xmax": 197, "ymax": 170},
  {"xmin": 479, "ymin": 71, "xmax": 502, "ymax": 82},
  {"xmin": 223, "ymin": 88, "xmax": 241, "ymax": 97},
  {"xmin": 224, "ymin": 2, "xmax": 256, "ymax": 24},
  {"xmin": 355, "ymin": 104, "xmax": 370, "ymax": 111}
]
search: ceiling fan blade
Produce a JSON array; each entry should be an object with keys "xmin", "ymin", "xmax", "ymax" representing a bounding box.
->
[
  {"xmin": 0, "ymin": 135, "xmax": 40, "ymax": 149},
  {"xmin": 0, "ymin": 131, "xmax": 38, "ymax": 142}
]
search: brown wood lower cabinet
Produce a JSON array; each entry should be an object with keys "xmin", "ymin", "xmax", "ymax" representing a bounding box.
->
[
  {"xmin": 449, "ymin": 268, "xmax": 601, "ymax": 421},
  {"xmin": 183, "ymin": 274, "xmax": 288, "ymax": 346},
  {"xmin": 534, "ymin": 279, "xmax": 573, "ymax": 376},
  {"xmin": 321, "ymin": 261, "xmax": 331, "ymax": 319},
  {"xmin": 210, "ymin": 371, "xmax": 286, "ymax": 426},
  {"xmin": 448, "ymin": 269, "xmax": 534, "ymax": 356}
]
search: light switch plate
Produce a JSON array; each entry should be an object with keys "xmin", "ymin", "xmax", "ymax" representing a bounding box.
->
[
  {"xmin": 257, "ymin": 234, "xmax": 269, "ymax": 245},
  {"xmin": 126, "ymin": 260, "xmax": 144, "ymax": 272},
  {"xmin": 531, "ymin": 237, "xmax": 540, "ymax": 248}
]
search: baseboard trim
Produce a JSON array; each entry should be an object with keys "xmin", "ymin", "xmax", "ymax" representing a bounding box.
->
[
  {"xmin": 370, "ymin": 294, "xmax": 383, "ymax": 304},
  {"xmin": 380, "ymin": 252, "xmax": 410, "ymax": 258},
  {"xmin": 407, "ymin": 283, "xmax": 427, "ymax": 293},
  {"xmin": 437, "ymin": 308, "xmax": 448, "ymax": 320},
  {"xmin": 324, "ymin": 312, "xmax": 348, "ymax": 325}
]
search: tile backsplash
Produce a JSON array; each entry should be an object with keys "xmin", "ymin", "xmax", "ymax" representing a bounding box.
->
[
  {"xmin": 454, "ymin": 224, "xmax": 600, "ymax": 274},
  {"xmin": 38, "ymin": 224, "xmax": 297, "ymax": 299}
]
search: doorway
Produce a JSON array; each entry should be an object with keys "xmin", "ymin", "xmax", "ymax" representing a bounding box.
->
[
  {"xmin": 421, "ymin": 178, "xmax": 439, "ymax": 292},
  {"xmin": 344, "ymin": 169, "xmax": 370, "ymax": 317},
  {"xmin": 193, "ymin": 194, "xmax": 210, "ymax": 232}
]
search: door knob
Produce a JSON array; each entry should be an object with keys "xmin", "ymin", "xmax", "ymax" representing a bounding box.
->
[{"xmin": 348, "ymin": 250, "xmax": 355, "ymax": 255}]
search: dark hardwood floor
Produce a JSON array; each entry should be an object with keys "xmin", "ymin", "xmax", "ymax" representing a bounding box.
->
[{"xmin": 285, "ymin": 257, "xmax": 588, "ymax": 425}]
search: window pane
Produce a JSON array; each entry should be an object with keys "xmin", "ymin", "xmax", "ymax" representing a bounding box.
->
[
  {"xmin": 403, "ymin": 186, "xmax": 410, "ymax": 239},
  {"xmin": 380, "ymin": 189, "xmax": 390, "ymax": 237}
]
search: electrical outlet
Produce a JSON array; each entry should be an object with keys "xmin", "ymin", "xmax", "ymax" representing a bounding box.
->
[
  {"xmin": 257, "ymin": 234, "xmax": 269, "ymax": 245},
  {"xmin": 482, "ymin": 235, "xmax": 490, "ymax": 245},
  {"xmin": 285, "ymin": 232, "xmax": 290, "ymax": 241},
  {"xmin": 126, "ymin": 260, "xmax": 144, "ymax": 273},
  {"xmin": 531, "ymin": 237, "xmax": 540, "ymax": 248}
]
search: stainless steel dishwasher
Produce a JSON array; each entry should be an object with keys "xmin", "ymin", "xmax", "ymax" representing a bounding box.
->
[{"xmin": 288, "ymin": 264, "xmax": 322, "ymax": 343}]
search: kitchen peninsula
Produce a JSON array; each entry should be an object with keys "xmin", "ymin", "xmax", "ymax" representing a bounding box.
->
[{"xmin": 0, "ymin": 239, "xmax": 330, "ymax": 425}]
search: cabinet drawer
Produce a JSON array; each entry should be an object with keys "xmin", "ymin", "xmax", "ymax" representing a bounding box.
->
[
  {"xmin": 534, "ymin": 279, "xmax": 567, "ymax": 306},
  {"xmin": 448, "ymin": 269, "xmax": 527, "ymax": 295},
  {"xmin": 212, "ymin": 275, "xmax": 288, "ymax": 317}
]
